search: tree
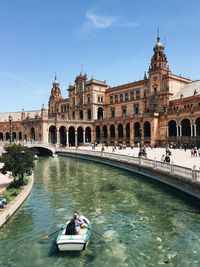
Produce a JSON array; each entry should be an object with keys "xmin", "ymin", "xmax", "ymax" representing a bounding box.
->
[{"xmin": 0, "ymin": 144, "xmax": 34, "ymax": 185}]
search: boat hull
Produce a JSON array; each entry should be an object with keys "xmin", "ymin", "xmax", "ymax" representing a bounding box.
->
[
  {"xmin": 57, "ymin": 241, "xmax": 88, "ymax": 251},
  {"xmin": 56, "ymin": 215, "xmax": 91, "ymax": 252}
]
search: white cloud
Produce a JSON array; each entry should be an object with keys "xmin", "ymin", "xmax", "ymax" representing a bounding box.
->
[
  {"xmin": 82, "ymin": 9, "xmax": 140, "ymax": 33},
  {"xmin": 86, "ymin": 9, "xmax": 117, "ymax": 29}
]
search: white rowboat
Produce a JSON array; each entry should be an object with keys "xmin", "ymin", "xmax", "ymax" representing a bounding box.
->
[{"xmin": 56, "ymin": 215, "xmax": 91, "ymax": 251}]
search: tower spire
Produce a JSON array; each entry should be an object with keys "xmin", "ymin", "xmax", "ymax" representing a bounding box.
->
[
  {"xmin": 149, "ymin": 32, "xmax": 169, "ymax": 71},
  {"xmin": 53, "ymin": 73, "xmax": 59, "ymax": 85},
  {"xmin": 157, "ymin": 28, "xmax": 160, "ymax": 42}
]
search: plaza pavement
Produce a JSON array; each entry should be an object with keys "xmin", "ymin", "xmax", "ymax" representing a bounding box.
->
[{"xmin": 73, "ymin": 145, "xmax": 200, "ymax": 170}]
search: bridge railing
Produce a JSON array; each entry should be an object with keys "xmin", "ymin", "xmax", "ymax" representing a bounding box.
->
[{"xmin": 57, "ymin": 147, "xmax": 200, "ymax": 185}]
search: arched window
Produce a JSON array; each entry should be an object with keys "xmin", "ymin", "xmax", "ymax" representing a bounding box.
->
[
  {"xmin": 125, "ymin": 93, "xmax": 129, "ymax": 101},
  {"xmin": 120, "ymin": 94, "xmax": 123, "ymax": 102},
  {"xmin": 136, "ymin": 90, "xmax": 140, "ymax": 99},
  {"xmin": 115, "ymin": 95, "xmax": 118, "ymax": 103},
  {"xmin": 97, "ymin": 107, "xmax": 103, "ymax": 119},
  {"xmin": 130, "ymin": 91, "xmax": 134, "ymax": 100},
  {"xmin": 110, "ymin": 96, "xmax": 113, "ymax": 104}
]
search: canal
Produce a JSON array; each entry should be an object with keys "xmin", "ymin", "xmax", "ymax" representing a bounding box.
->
[{"xmin": 0, "ymin": 156, "xmax": 200, "ymax": 266}]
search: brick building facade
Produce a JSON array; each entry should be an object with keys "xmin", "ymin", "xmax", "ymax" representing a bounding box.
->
[{"xmin": 1, "ymin": 36, "xmax": 200, "ymax": 148}]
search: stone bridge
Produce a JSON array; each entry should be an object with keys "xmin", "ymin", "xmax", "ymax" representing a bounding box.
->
[{"xmin": 26, "ymin": 143, "xmax": 56, "ymax": 156}]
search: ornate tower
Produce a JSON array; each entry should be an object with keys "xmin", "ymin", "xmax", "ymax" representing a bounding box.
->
[
  {"xmin": 48, "ymin": 75, "xmax": 63, "ymax": 117},
  {"xmin": 148, "ymin": 33, "xmax": 170, "ymax": 112},
  {"xmin": 149, "ymin": 34, "xmax": 169, "ymax": 72}
]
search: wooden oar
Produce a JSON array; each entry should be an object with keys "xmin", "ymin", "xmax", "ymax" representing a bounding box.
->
[
  {"xmin": 87, "ymin": 227, "xmax": 111, "ymax": 240},
  {"xmin": 43, "ymin": 227, "xmax": 63, "ymax": 239}
]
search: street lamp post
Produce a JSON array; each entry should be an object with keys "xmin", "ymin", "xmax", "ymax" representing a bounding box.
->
[{"xmin": 8, "ymin": 115, "xmax": 13, "ymax": 144}]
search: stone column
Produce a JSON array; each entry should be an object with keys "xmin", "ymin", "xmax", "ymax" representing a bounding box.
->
[
  {"xmin": 191, "ymin": 125, "xmax": 193, "ymax": 136},
  {"xmin": 66, "ymin": 130, "xmax": 69, "ymax": 146},
  {"xmin": 75, "ymin": 130, "xmax": 77, "ymax": 147},
  {"xmin": 107, "ymin": 126, "xmax": 110, "ymax": 145},
  {"xmin": 166, "ymin": 126, "xmax": 169, "ymax": 137},
  {"xmin": 57, "ymin": 129, "xmax": 60, "ymax": 146},
  {"xmin": 83, "ymin": 131, "xmax": 85, "ymax": 143},
  {"xmin": 130, "ymin": 123, "xmax": 134, "ymax": 145},
  {"xmin": 176, "ymin": 125, "xmax": 179, "ymax": 136},
  {"xmin": 194, "ymin": 124, "xmax": 197, "ymax": 136},
  {"xmin": 123, "ymin": 125, "xmax": 126, "ymax": 144},
  {"xmin": 180, "ymin": 125, "xmax": 182, "ymax": 137}
]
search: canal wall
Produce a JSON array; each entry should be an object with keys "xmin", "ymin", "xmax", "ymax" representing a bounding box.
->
[
  {"xmin": 0, "ymin": 173, "xmax": 34, "ymax": 228},
  {"xmin": 57, "ymin": 149, "xmax": 200, "ymax": 203}
]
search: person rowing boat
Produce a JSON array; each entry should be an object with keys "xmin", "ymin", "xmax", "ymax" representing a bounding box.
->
[{"xmin": 65, "ymin": 211, "xmax": 87, "ymax": 235}]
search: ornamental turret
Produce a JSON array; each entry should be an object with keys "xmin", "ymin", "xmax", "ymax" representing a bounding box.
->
[
  {"xmin": 149, "ymin": 34, "xmax": 169, "ymax": 71},
  {"xmin": 48, "ymin": 75, "xmax": 63, "ymax": 116}
]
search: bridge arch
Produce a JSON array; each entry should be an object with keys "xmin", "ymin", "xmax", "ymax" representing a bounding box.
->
[{"xmin": 28, "ymin": 145, "xmax": 54, "ymax": 156}]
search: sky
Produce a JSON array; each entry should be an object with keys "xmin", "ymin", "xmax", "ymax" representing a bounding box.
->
[{"xmin": 0, "ymin": 0, "xmax": 200, "ymax": 112}]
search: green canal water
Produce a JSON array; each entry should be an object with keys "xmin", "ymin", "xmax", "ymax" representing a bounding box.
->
[{"xmin": 0, "ymin": 156, "xmax": 200, "ymax": 267}]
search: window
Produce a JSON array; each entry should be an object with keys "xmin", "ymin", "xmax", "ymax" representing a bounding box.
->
[
  {"xmin": 125, "ymin": 93, "xmax": 129, "ymax": 101},
  {"xmin": 120, "ymin": 94, "xmax": 123, "ymax": 102},
  {"xmin": 98, "ymin": 96, "xmax": 103, "ymax": 102},
  {"xmin": 130, "ymin": 91, "xmax": 134, "ymax": 101},
  {"xmin": 111, "ymin": 107, "xmax": 115, "ymax": 118},
  {"xmin": 136, "ymin": 90, "xmax": 140, "ymax": 99},
  {"xmin": 122, "ymin": 106, "xmax": 126, "ymax": 117},
  {"xmin": 88, "ymin": 96, "xmax": 90, "ymax": 103},
  {"xmin": 134, "ymin": 104, "xmax": 139, "ymax": 114},
  {"xmin": 115, "ymin": 95, "xmax": 118, "ymax": 103},
  {"xmin": 88, "ymin": 109, "xmax": 91, "ymax": 120},
  {"xmin": 110, "ymin": 96, "xmax": 113, "ymax": 104},
  {"xmin": 80, "ymin": 110, "xmax": 83, "ymax": 119}
]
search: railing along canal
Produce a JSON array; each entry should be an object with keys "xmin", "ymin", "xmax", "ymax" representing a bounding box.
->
[{"xmin": 57, "ymin": 147, "xmax": 200, "ymax": 185}]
